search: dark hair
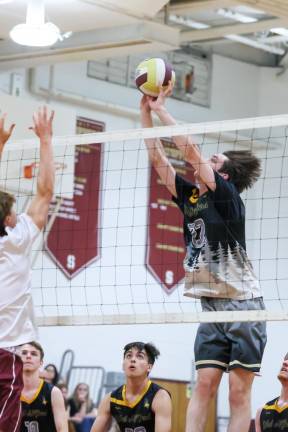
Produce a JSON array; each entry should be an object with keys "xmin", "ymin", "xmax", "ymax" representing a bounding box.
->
[
  {"xmin": 44, "ymin": 363, "xmax": 59, "ymax": 385},
  {"xmin": 220, "ymin": 150, "xmax": 261, "ymax": 193},
  {"xmin": 27, "ymin": 341, "xmax": 45, "ymax": 361},
  {"xmin": 0, "ymin": 191, "xmax": 15, "ymax": 236},
  {"xmin": 123, "ymin": 342, "xmax": 160, "ymax": 365}
]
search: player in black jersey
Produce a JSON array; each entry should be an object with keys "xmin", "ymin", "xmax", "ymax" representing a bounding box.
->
[
  {"xmin": 140, "ymin": 84, "xmax": 266, "ymax": 432},
  {"xmin": 91, "ymin": 342, "xmax": 172, "ymax": 432},
  {"xmin": 20, "ymin": 342, "xmax": 68, "ymax": 432},
  {"xmin": 255, "ymin": 353, "xmax": 288, "ymax": 432}
]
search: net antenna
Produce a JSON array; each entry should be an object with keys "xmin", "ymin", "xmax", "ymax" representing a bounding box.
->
[{"xmin": 2, "ymin": 113, "xmax": 288, "ymax": 325}]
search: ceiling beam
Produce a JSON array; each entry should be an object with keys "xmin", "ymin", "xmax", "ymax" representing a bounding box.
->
[
  {"xmin": 169, "ymin": 0, "xmax": 241, "ymax": 15},
  {"xmin": 180, "ymin": 17, "xmax": 288, "ymax": 42},
  {"xmin": 0, "ymin": 22, "xmax": 179, "ymax": 70},
  {"xmin": 78, "ymin": 0, "xmax": 169, "ymax": 19},
  {"xmin": 240, "ymin": 0, "xmax": 288, "ymax": 19}
]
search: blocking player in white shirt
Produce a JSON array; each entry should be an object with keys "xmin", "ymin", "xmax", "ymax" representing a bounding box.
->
[{"xmin": 0, "ymin": 107, "xmax": 55, "ymax": 432}]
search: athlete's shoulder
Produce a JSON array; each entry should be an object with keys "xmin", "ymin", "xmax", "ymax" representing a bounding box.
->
[
  {"xmin": 42, "ymin": 381, "xmax": 54, "ymax": 395},
  {"xmin": 150, "ymin": 382, "xmax": 170, "ymax": 396},
  {"xmin": 111, "ymin": 384, "xmax": 124, "ymax": 401},
  {"xmin": 263, "ymin": 396, "xmax": 280, "ymax": 408},
  {"xmin": 4, "ymin": 213, "xmax": 39, "ymax": 250}
]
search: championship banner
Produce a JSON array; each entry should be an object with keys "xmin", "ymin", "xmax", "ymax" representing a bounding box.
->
[
  {"xmin": 146, "ymin": 140, "xmax": 194, "ymax": 293},
  {"xmin": 45, "ymin": 117, "xmax": 104, "ymax": 278}
]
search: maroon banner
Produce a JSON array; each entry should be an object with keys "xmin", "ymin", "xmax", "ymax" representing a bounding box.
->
[
  {"xmin": 146, "ymin": 140, "xmax": 194, "ymax": 293},
  {"xmin": 45, "ymin": 117, "xmax": 104, "ymax": 278}
]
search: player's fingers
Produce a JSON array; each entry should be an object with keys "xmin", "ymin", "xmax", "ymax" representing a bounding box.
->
[
  {"xmin": 8, "ymin": 123, "xmax": 16, "ymax": 135},
  {"xmin": 49, "ymin": 110, "xmax": 55, "ymax": 124},
  {"xmin": 32, "ymin": 112, "xmax": 38, "ymax": 128},
  {"xmin": 0, "ymin": 113, "xmax": 7, "ymax": 128},
  {"xmin": 43, "ymin": 105, "xmax": 47, "ymax": 121}
]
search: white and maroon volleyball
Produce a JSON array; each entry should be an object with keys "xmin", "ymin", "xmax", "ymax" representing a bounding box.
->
[{"xmin": 135, "ymin": 58, "xmax": 175, "ymax": 97}]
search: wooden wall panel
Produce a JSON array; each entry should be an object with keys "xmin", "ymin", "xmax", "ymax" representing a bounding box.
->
[{"xmin": 153, "ymin": 378, "xmax": 216, "ymax": 432}]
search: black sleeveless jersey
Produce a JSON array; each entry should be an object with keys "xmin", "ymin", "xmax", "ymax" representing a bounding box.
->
[
  {"xmin": 21, "ymin": 379, "xmax": 57, "ymax": 432},
  {"xmin": 260, "ymin": 397, "xmax": 288, "ymax": 431},
  {"xmin": 110, "ymin": 380, "xmax": 167, "ymax": 432}
]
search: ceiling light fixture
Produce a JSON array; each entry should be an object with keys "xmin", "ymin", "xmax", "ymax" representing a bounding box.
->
[
  {"xmin": 271, "ymin": 27, "xmax": 288, "ymax": 37},
  {"xmin": 169, "ymin": 14, "xmax": 210, "ymax": 30},
  {"xmin": 259, "ymin": 35, "xmax": 288, "ymax": 44},
  {"xmin": 226, "ymin": 34, "xmax": 285, "ymax": 55},
  {"xmin": 10, "ymin": 0, "xmax": 60, "ymax": 47},
  {"xmin": 217, "ymin": 8, "xmax": 258, "ymax": 24}
]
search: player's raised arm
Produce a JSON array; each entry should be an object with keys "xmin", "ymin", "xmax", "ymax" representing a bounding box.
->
[
  {"xmin": 91, "ymin": 394, "xmax": 112, "ymax": 432},
  {"xmin": 27, "ymin": 106, "xmax": 55, "ymax": 229},
  {"xmin": 152, "ymin": 389, "xmax": 172, "ymax": 432},
  {"xmin": 140, "ymin": 95, "xmax": 177, "ymax": 197},
  {"xmin": 0, "ymin": 113, "xmax": 15, "ymax": 160},
  {"xmin": 147, "ymin": 84, "xmax": 216, "ymax": 191},
  {"xmin": 51, "ymin": 386, "xmax": 69, "ymax": 432}
]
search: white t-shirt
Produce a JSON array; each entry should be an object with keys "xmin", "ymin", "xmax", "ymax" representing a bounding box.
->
[{"xmin": 0, "ymin": 213, "xmax": 40, "ymax": 348}]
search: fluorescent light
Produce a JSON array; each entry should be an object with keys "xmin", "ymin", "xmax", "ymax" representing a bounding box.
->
[
  {"xmin": 226, "ymin": 34, "xmax": 285, "ymax": 55},
  {"xmin": 271, "ymin": 27, "xmax": 288, "ymax": 37},
  {"xmin": 259, "ymin": 35, "xmax": 288, "ymax": 44},
  {"xmin": 217, "ymin": 8, "xmax": 258, "ymax": 24},
  {"xmin": 10, "ymin": 22, "xmax": 60, "ymax": 47},
  {"xmin": 169, "ymin": 14, "xmax": 210, "ymax": 30},
  {"xmin": 9, "ymin": 0, "xmax": 60, "ymax": 47}
]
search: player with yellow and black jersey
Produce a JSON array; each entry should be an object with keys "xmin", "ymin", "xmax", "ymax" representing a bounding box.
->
[
  {"xmin": 91, "ymin": 342, "xmax": 172, "ymax": 432},
  {"xmin": 255, "ymin": 353, "xmax": 288, "ymax": 432},
  {"xmin": 20, "ymin": 342, "xmax": 68, "ymax": 432},
  {"xmin": 21, "ymin": 379, "xmax": 56, "ymax": 432}
]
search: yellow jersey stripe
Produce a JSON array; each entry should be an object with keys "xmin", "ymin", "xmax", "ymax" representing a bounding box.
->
[
  {"xmin": 263, "ymin": 400, "xmax": 288, "ymax": 413},
  {"xmin": 111, "ymin": 380, "xmax": 152, "ymax": 409},
  {"xmin": 21, "ymin": 379, "xmax": 44, "ymax": 404}
]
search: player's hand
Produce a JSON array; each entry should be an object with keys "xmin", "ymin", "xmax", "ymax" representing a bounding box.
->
[
  {"xmin": 0, "ymin": 113, "xmax": 15, "ymax": 152},
  {"xmin": 29, "ymin": 106, "xmax": 54, "ymax": 141},
  {"xmin": 140, "ymin": 95, "xmax": 151, "ymax": 113},
  {"xmin": 146, "ymin": 80, "xmax": 174, "ymax": 113}
]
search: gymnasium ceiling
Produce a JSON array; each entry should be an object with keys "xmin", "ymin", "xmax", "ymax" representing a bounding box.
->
[{"xmin": 0, "ymin": 0, "xmax": 288, "ymax": 68}]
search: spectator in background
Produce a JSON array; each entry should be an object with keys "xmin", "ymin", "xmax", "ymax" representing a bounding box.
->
[
  {"xmin": 68, "ymin": 383, "xmax": 97, "ymax": 432},
  {"xmin": 44, "ymin": 363, "xmax": 60, "ymax": 385}
]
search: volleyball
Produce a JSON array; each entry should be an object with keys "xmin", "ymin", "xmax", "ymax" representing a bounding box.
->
[{"xmin": 135, "ymin": 58, "xmax": 175, "ymax": 97}]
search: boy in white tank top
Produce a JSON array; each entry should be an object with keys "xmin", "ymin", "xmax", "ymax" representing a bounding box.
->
[{"xmin": 0, "ymin": 107, "xmax": 55, "ymax": 432}]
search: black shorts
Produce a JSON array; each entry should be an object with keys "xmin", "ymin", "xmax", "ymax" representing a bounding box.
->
[{"xmin": 194, "ymin": 297, "xmax": 267, "ymax": 372}]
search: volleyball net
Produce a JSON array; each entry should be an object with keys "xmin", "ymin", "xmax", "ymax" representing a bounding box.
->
[{"xmin": 1, "ymin": 113, "xmax": 287, "ymax": 325}]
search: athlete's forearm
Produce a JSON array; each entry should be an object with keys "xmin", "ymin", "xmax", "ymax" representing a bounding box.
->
[
  {"xmin": 153, "ymin": 107, "xmax": 199, "ymax": 164},
  {"xmin": 141, "ymin": 110, "xmax": 168, "ymax": 167},
  {"xmin": 37, "ymin": 135, "xmax": 55, "ymax": 199}
]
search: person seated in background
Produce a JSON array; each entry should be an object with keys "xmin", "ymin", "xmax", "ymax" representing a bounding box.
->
[
  {"xmin": 68, "ymin": 383, "xmax": 97, "ymax": 432},
  {"xmin": 43, "ymin": 363, "xmax": 60, "ymax": 385}
]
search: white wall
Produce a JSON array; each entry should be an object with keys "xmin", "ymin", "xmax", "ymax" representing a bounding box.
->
[
  {"xmin": 258, "ymin": 66, "xmax": 288, "ymax": 115},
  {"xmin": 1, "ymin": 54, "xmax": 288, "ymax": 423}
]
